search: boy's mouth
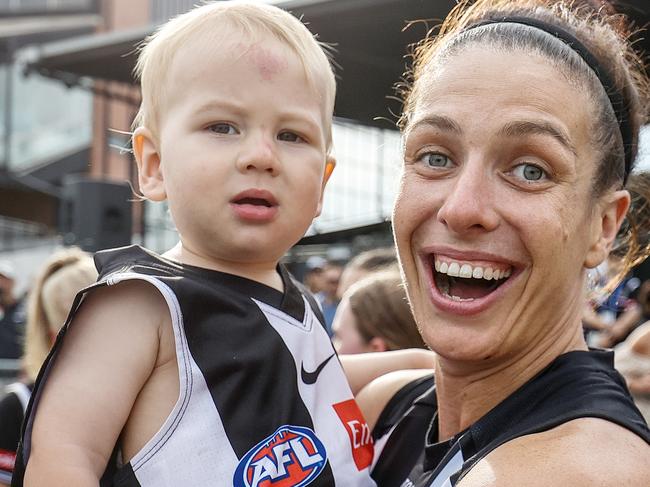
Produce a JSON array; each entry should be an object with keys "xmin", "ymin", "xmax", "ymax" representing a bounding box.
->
[
  {"xmin": 233, "ymin": 197, "xmax": 273, "ymax": 207},
  {"xmin": 431, "ymin": 255, "xmax": 513, "ymax": 302},
  {"xmin": 230, "ymin": 188, "xmax": 279, "ymax": 222},
  {"xmin": 231, "ymin": 189, "xmax": 278, "ymax": 208}
]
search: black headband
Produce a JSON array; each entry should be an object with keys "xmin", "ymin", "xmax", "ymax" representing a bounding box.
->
[{"xmin": 465, "ymin": 16, "xmax": 633, "ymax": 183}]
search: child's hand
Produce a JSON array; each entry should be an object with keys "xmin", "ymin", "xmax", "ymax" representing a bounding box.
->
[{"xmin": 340, "ymin": 348, "xmax": 435, "ymax": 395}]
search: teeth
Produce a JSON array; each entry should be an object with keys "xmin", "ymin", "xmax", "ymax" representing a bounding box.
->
[
  {"xmin": 433, "ymin": 256, "xmax": 512, "ymax": 282},
  {"xmin": 444, "ymin": 293, "xmax": 475, "ymax": 302}
]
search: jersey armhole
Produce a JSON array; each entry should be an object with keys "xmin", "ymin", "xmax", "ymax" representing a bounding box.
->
[{"xmin": 372, "ymin": 373, "xmax": 435, "ymax": 440}]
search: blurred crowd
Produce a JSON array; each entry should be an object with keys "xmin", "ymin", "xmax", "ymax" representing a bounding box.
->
[{"xmin": 583, "ymin": 254, "xmax": 650, "ymax": 421}]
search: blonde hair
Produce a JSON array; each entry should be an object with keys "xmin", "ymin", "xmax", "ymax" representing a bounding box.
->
[
  {"xmin": 23, "ymin": 248, "xmax": 97, "ymax": 382},
  {"xmin": 133, "ymin": 0, "xmax": 336, "ymax": 151}
]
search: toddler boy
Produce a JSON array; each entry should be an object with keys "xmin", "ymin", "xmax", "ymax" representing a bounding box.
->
[{"xmin": 12, "ymin": 2, "xmax": 375, "ymax": 486}]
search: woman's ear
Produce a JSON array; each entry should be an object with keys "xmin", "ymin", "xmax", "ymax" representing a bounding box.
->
[
  {"xmin": 133, "ymin": 127, "xmax": 166, "ymax": 202},
  {"xmin": 584, "ymin": 190, "xmax": 631, "ymax": 269}
]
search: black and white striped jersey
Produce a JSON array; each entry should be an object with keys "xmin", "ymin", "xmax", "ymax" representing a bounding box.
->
[
  {"xmin": 371, "ymin": 349, "xmax": 650, "ymax": 487},
  {"xmin": 13, "ymin": 245, "xmax": 375, "ymax": 487}
]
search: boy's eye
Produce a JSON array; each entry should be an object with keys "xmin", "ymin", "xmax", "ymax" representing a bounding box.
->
[
  {"xmin": 418, "ymin": 152, "xmax": 453, "ymax": 168},
  {"xmin": 278, "ymin": 131, "xmax": 305, "ymax": 143},
  {"xmin": 512, "ymin": 163, "xmax": 547, "ymax": 182},
  {"xmin": 208, "ymin": 123, "xmax": 238, "ymax": 135}
]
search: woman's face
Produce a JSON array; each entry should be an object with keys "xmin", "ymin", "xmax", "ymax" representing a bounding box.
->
[{"xmin": 393, "ymin": 45, "xmax": 619, "ymax": 362}]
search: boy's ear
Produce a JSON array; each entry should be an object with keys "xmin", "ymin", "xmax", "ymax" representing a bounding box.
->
[
  {"xmin": 133, "ymin": 127, "xmax": 166, "ymax": 202},
  {"xmin": 315, "ymin": 156, "xmax": 336, "ymax": 217},
  {"xmin": 584, "ymin": 190, "xmax": 631, "ymax": 269}
]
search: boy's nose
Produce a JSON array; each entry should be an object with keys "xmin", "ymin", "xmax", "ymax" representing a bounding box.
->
[{"xmin": 236, "ymin": 134, "xmax": 281, "ymax": 176}]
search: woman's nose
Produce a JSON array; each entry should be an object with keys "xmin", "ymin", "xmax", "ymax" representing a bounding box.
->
[{"xmin": 436, "ymin": 162, "xmax": 500, "ymax": 235}]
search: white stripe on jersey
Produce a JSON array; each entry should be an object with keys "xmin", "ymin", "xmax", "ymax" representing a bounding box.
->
[
  {"xmin": 254, "ymin": 297, "xmax": 377, "ymax": 487},
  {"xmin": 108, "ymin": 274, "xmax": 240, "ymax": 486},
  {"xmin": 429, "ymin": 448, "xmax": 464, "ymax": 487}
]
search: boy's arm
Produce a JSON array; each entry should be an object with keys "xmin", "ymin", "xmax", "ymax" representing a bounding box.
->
[
  {"xmin": 24, "ymin": 281, "xmax": 167, "ymax": 487},
  {"xmin": 339, "ymin": 349, "xmax": 435, "ymax": 395}
]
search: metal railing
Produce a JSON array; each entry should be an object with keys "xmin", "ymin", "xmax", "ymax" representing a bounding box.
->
[
  {"xmin": 0, "ymin": 359, "xmax": 20, "ymax": 390},
  {"xmin": 0, "ymin": 215, "xmax": 52, "ymax": 252},
  {"xmin": 150, "ymin": 0, "xmax": 197, "ymax": 24},
  {"xmin": 0, "ymin": 0, "xmax": 98, "ymax": 16}
]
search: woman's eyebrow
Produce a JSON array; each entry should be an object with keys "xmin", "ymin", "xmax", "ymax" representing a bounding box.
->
[
  {"xmin": 408, "ymin": 115, "xmax": 463, "ymax": 135},
  {"xmin": 498, "ymin": 120, "xmax": 577, "ymax": 156}
]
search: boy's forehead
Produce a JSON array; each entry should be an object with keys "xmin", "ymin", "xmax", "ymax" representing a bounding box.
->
[
  {"xmin": 169, "ymin": 28, "xmax": 301, "ymax": 84},
  {"xmin": 152, "ymin": 24, "xmax": 332, "ymax": 143},
  {"xmin": 246, "ymin": 43, "xmax": 290, "ymax": 81}
]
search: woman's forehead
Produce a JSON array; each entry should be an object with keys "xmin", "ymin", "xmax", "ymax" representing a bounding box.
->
[{"xmin": 407, "ymin": 46, "xmax": 594, "ymax": 140}]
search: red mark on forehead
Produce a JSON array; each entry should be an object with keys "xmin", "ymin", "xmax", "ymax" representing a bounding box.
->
[{"xmin": 247, "ymin": 44, "xmax": 289, "ymax": 81}]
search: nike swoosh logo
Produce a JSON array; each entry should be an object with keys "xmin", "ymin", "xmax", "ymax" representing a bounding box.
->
[{"xmin": 301, "ymin": 353, "xmax": 336, "ymax": 385}]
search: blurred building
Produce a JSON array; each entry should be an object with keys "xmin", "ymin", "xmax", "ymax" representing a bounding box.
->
[{"xmin": 0, "ymin": 0, "xmax": 649, "ymax": 268}]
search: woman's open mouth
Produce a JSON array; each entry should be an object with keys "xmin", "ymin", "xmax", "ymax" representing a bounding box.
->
[
  {"xmin": 429, "ymin": 255, "xmax": 517, "ymax": 313},
  {"xmin": 434, "ymin": 257, "xmax": 512, "ymax": 301}
]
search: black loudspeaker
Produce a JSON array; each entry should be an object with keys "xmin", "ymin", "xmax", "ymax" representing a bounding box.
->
[{"xmin": 60, "ymin": 177, "xmax": 133, "ymax": 252}]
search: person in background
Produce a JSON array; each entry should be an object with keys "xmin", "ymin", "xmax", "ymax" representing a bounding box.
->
[
  {"xmin": 0, "ymin": 263, "xmax": 26, "ymax": 361},
  {"xmin": 0, "ymin": 248, "xmax": 96, "ymax": 487},
  {"xmin": 337, "ymin": 247, "xmax": 398, "ymax": 299},
  {"xmin": 615, "ymin": 318, "xmax": 650, "ymax": 423},
  {"xmin": 303, "ymin": 255, "xmax": 328, "ymax": 294},
  {"xmin": 316, "ymin": 262, "xmax": 343, "ymax": 335},
  {"xmin": 332, "ymin": 270, "xmax": 427, "ymax": 354}
]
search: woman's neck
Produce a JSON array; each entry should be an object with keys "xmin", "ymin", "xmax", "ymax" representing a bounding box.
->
[{"xmin": 433, "ymin": 323, "xmax": 587, "ymax": 441}]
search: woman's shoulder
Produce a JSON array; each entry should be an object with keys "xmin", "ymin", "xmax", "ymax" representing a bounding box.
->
[{"xmin": 460, "ymin": 417, "xmax": 650, "ymax": 486}]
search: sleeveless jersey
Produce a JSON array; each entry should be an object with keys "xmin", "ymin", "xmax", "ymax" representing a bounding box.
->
[
  {"xmin": 371, "ymin": 349, "xmax": 650, "ymax": 487},
  {"xmin": 13, "ymin": 245, "xmax": 375, "ymax": 487}
]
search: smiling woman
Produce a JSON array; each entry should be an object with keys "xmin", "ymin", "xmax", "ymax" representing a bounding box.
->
[{"xmin": 362, "ymin": 1, "xmax": 650, "ymax": 486}]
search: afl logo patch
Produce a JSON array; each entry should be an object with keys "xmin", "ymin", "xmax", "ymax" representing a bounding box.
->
[{"xmin": 234, "ymin": 425, "xmax": 327, "ymax": 487}]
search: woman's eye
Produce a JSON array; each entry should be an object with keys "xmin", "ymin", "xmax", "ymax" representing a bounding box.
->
[
  {"xmin": 278, "ymin": 131, "xmax": 305, "ymax": 143},
  {"xmin": 208, "ymin": 123, "xmax": 238, "ymax": 135},
  {"xmin": 419, "ymin": 152, "xmax": 453, "ymax": 168},
  {"xmin": 512, "ymin": 163, "xmax": 547, "ymax": 182}
]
